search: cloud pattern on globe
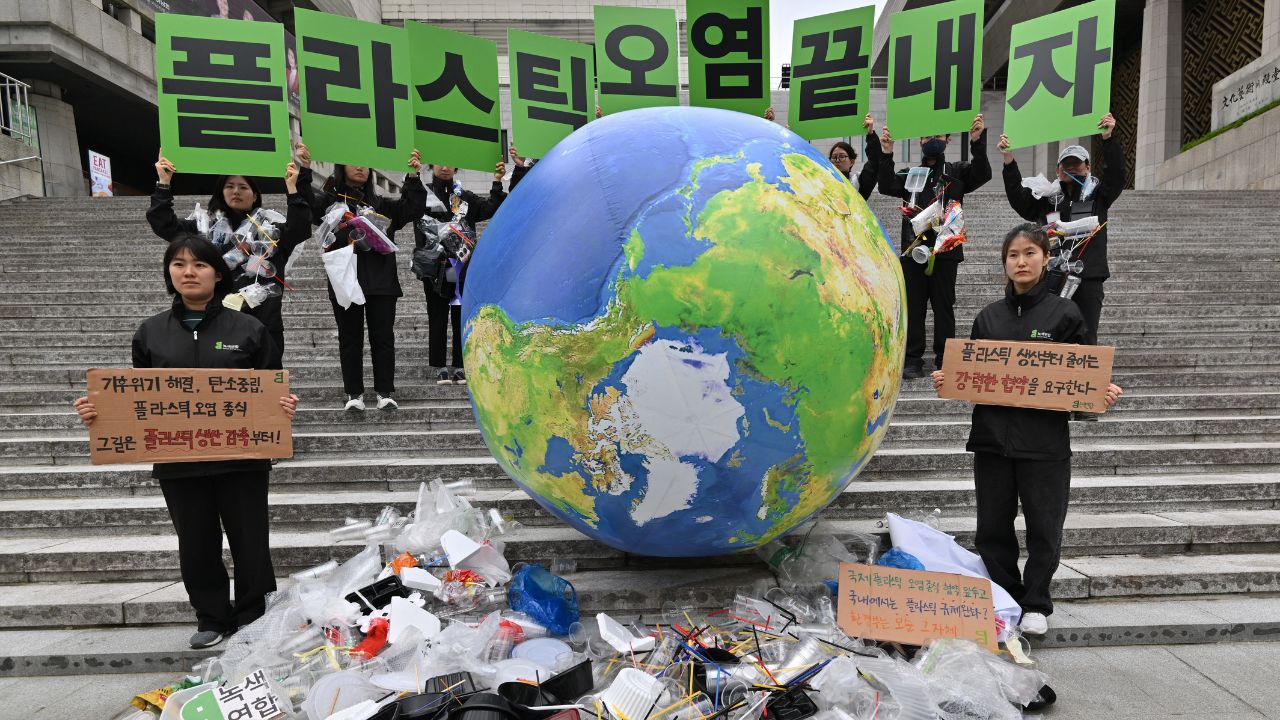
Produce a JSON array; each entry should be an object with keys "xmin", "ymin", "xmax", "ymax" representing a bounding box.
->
[{"xmin": 462, "ymin": 106, "xmax": 906, "ymax": 556}]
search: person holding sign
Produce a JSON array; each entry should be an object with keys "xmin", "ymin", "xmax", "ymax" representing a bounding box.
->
[
  {"xmin": 413, "ymin": 159, "xmax": 521, "ymax": 385},
  {"xmin": 72, "ymin": 235, "xmax": 299, "ymax": 650},
  {"xmin": 829, "ymin": 114, "xmax": 883, "ymax": 200},
  {"xmin": 998, "ymin": 113, "xmax": 1123, "ymax": 354},
  {"xmin": 878, "ymin": 114, "xmax": 991, "ymax": 379},
  {"xmin": 148, "ymin": 146, "xmax": 314, "ymax": 370},
  {"xmin": 932, "ymin": 223, "xmax": 1122, "ymax": 636},
  {"xmin": 311, "ymin": 156, "xmax": 428, "ymax": 412}
]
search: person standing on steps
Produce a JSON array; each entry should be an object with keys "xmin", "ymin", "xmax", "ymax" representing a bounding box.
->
[
  {"xmin": 932, "ymin": 223, "xmax": 1123, "ymax": 637},
  {"xmin": 998, "ymin": 113, "xmax": 1123, "ymax": 421},
  {"xmin": 148, "ymin": 145, "xmax": 314, "ymax": 370},
  {"xmin": 829, "ymin": 113, "xmax": 883, "ymax": 200},
  {"xmin": 413, "ymin": 158, "xmax": 522, "ymax": 386},
  {"xmin": 311, "ymin": 152, "xmax": 428, "ymax": 412},
  {"xmin": 72, "ymin": 235, "xmax": 299, "ymax": 650},
  {"xmin": 878, "ymin": 114, "xmax": 992, "ymax": 380}
]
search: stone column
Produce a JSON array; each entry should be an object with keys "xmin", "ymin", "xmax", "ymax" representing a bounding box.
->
[
  {"xmin": 1263, "ymin": 0, "xmax": 1280, "ymax": 55},
  {"xmin": 1135, "ymin": 0, "xmax": 1183, "ymax": 189},
  {"xmin": 26, "ymin": 80, "xmax": 86, "ymax": 198}
]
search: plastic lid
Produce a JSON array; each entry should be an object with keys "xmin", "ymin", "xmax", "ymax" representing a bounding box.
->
[{"xmin": 511, "ymin": 637, "xmax": 573, "ymax": 672}]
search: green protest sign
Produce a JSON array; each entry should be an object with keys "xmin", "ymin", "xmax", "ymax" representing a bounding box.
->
[
  {"xmin": 407, "ymin": 21, "xmax": 501, "ymax": 172},
  {"xmin": 886, "ymin": 0, "xmax": 982, "ymax": 139},
  {"xmin": 787, "ymin": 6, "xmax": 874, "ymax": 141},
  {"xmin": 508, "ymin": 30, "xmax": 595, "ymax": 158},
  {"xmin": 593, "ymin": 6, "xmax": 680, "ymax": 115},
  {"xmin": 295, "ymin": 9, "xmax": 413, "ymax": 169},
  {"xmin": 155, "ymin": 13, "xmax": 290, "ymax": 177},
  {"xmin": 1004, "ymin": 0, "xmax": 1115, "ymax": 149},
  {"xmin": 686, "ymin": 0, "xmax": 770, "ymax": 115}
]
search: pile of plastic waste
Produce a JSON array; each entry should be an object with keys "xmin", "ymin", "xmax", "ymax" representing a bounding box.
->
[{"xmin": 117, "ymin": 483, "xmax": 1055, "ymax": 720}]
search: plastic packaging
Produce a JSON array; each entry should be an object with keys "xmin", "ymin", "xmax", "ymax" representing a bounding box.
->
[
  {"xmin": 507, "ymin": 564, "xmax": 580, "ymax": 636},
  {"xmin": 876, "ymin": 547, "xmax": 926, "ymax": 570}
]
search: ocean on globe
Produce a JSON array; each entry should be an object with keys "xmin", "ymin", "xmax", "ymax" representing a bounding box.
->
[{"xmin": 462, "ymin": 106, "xmax": 906, "ymax": 556}]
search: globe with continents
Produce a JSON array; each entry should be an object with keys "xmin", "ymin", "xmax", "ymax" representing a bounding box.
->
[{"xmin": 462, "ymin": 106, "xmax": 906, "ymax": 556}]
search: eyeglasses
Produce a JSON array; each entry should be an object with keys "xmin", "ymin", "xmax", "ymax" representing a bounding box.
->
[{"xmin": 830, "ymin": 153, "xmax": 852, "ymax": 161}]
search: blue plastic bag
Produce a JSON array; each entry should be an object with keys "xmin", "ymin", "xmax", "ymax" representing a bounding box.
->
[
  {"xmin": 876, "ymin": 547, "xmax": 926, "ymax": 570},
  {"xmin": 507, "ymin": 564, "xmax": 580, "ymax": 636}
]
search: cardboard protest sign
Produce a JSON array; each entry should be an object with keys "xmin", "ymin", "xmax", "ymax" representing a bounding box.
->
[
  {"xmin": 886, "ymin": 0, "xmax": 982, "ymax": 139},
  {"xmin": 155, "ymin": 13, "xmax": 290, "ymax": 177},
  {"xmin": 939, "ymin": 339, "xmax": 1115, "ymax": 413},
  {"xmin": 87, "ymin": 369, "xmax": 292, "ymax": 465},
  {"xmin": 295, "ymin": 8, "xmax": 413, "ymax": 169},
  {"xmin": 180, "ymin": 668, "xmax": 285, "ymax": 720},
  {"xmin": 838, "ymin": 563, "xmax": 998, "ymax": 650},
  {"xmin": 507, "ymin": 30, "xmax": 595, "ymax": 158},
  {"xmin": 408, "ymin": 21, "xmax": 502, "ymax": 172},
  {"xmin": 686, "ymin": 0, "xmax": 770, "ymax": 116},
  {"xmin": 1003, "ymin": 0, "xmax": 1115, "ymax": 149},
  {"xmin": 787, "ymin": 6, "xmax": 874, "ymax": 141},
  {"xmin": 593, "ymin": 6, "xmax": 680, "ymax": 116}
]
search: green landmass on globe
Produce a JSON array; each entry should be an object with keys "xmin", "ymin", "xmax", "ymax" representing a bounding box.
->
[{"xmin": 462, "ymin": 107, "xmax": 906, "ymax": 556}]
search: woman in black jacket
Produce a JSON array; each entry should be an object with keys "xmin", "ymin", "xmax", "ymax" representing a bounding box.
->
[
  {"xmin": 311, "ymin": 154, "xmax": 428, "ymax": 411},
  {"xmin": 413, "ymin": 160, "xmax": 516, "ymax": 385},
  {"xmin": 932, "ymin": 223, "xmax": 1122, "ymax": 637},
  {"xmin": 147, "ymin": 146, "xmax": 313, "ymax": 370},
  {"xmin": 73, "ymin": 235, "xmax": 298, "ymax": 650},
  {"xmin": 828, "ymin": 113, "xmax": 882, "ymax": 200}
]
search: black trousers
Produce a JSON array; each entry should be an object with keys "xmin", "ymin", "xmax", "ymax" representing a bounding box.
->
[
  {"xmin": 159, "ymin": 470, "xmax": 275, "ymax": 633},
  {"xmin": 903, "ymin": 258, "xmax": 959, "ymax": 370},
  {"xmin": 329, "ymin": 292, "xmax": 398, "ymax": 396},
  {"xmin": 973, "ymin": 452, "xmax": 1071, "ymax": 615},
  {"xmin": 1071, "ymin": 280, "xmax": 1105, "ymax": 345},
  {"xmin": 246, "ymin": 294, "xmax": 285, "ymax": 370},
  {"xmin": 424, "ymin": 281, "xmax": 463, "ymax": 368}
]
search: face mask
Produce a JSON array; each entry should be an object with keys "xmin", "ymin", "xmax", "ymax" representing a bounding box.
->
[{"xmin": 922, "ymin": 139, "xmax": 947, "ymax": 157}]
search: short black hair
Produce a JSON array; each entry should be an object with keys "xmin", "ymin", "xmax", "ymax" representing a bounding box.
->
[
  {"xmin": 829, "ymin": 141, "xmax": 858, "ymax": 163},
  {"xmin": 163, "ymin": 233, "xmax": 235, "ymax": 297},
  {"xmin": 1001, "ymin": 222, "xmax": 1050, "ymax": 258}
]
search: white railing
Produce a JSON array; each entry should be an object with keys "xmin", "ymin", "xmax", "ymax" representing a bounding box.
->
[{"xmin": 0, "ymin": 72, "xmax": 40, "ymax": 164}]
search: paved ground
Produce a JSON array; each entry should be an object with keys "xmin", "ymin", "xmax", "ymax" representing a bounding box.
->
[{"xmin": 4, "ymin": 642, "xmax": 1280, "ymax": 718}]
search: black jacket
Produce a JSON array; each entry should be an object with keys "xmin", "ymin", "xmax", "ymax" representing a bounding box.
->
[
  {"xmin": 311, "ymin": 174, "xmax": 428, "ymax": 298},
  {"xmin": 878, "ymin": 133, "xmax": 991, "ymax": 262},
  {"xmin": 414, "ymin": 166, "xmax": 529, "ymax": 297},
  {"xmin": 146, "ymin": 168, "xmax": 314, "ymax": 287},
  {"xmin": 842, "ymin": 130, "xmax": 882, "ymax": 200},
  {"xmin": 1001, "ymin": 136, "xmax": 1124, "ymax": 281},
  {"xmin": 966, "ymin": 278, "xmax": 1088, "ymax": 461},
  {"xmin": 132, "ymin": 296, "xmax": 277, "ymax": 480}
]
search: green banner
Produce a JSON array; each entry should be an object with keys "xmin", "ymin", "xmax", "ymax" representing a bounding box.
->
[
  {"xmin": 593, "ymin": 6, "xmax": 680, "ymax": 116},
  {"xmin": 686, "ymin": 0, "xmax": 770, "ymax": 115},
  {"xmin": 408, "ymin": 21, "xmax": 501, "ymax": 172},
  {"xmin": 787, "ymin": 6, "xmax": 874, "ymax": 141},
  {"xmin": 1003, "ymin": 0, "xmax": 1115, "ymax": 149},
  {"xmin": 295, "ymin": 9, "xmax": 413, "ymax": 169},
  {"xmin": 507, "ymin": 30, "xmax": 595, "ymax": 158},
  {"xmin": 886, "ymin": 0, "xmax": 983, "ymax": 139},
  {"xmin": 155, "ymin": 13, "xmax": 290, "ymax": 177}
]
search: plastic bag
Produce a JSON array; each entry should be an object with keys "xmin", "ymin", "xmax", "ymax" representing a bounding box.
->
[
  {"xmin": 876, "ymin": 547, "xmax": 925, "ymax": 570},
  {"xmin": 913, "ymin": 640, "xmax": 1025, "ymax": 720},
  {"xmin": 1020, "ymin": 174, "xmax": 1061, "ymax": 200},
  {"xmin": 347, "ymin": 208, "xmax": 397, "ymax": 254},
  {"xmin": 186, "ymin": 203, "xmax": 212, "ymax": 236},
  {"xmin": 508, "ymin": 564, "xmax": 580, "ymax": 636},
  {"xmin": 323, "ymin": 243, "xmax": 366, "ymax": 308}
]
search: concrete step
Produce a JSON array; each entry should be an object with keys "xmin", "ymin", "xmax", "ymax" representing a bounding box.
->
[
  {"xmin": 0, "ymin": 566, "xmax": 776, "ymax": 678},
  {"xmin": 4, "ymin": 509, "xmax": 1279, "ymax": 585},
  {"xmin": 3, "ymin": 415, "xmax": 1280, "ymax": 462}
]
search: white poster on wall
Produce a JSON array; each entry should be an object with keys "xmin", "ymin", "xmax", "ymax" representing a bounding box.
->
[{"xmin": 88, "ymin": 149, "xmax": 112, "ymax": 197}]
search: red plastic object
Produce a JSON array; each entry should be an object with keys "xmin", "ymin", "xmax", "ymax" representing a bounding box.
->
[{"xmin": 351, "ymin": 616, "xmax": 390, "ymax": 658}]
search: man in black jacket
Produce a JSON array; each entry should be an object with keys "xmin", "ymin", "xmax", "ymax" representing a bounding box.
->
[
  {"xmin": 878, "ymin": 114, "xmax": 991, "ymax": 379},
  {"xmin": 998, "ymin": 113, "xmax": 1123, "ymax": 349}
]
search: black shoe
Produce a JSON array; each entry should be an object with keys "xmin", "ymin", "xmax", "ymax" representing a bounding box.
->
[
  {"xmin": 435, "ymin": 368, "xmax": 453, "ymax": 385},
  {"xmin": 902, "ymin": 366, "xmax": 925, "ymax": 380},
  {"xmin": 189, "ymin": 629, "xmax": 224, "ymax": 649},
  {"xmin": 1072, "ymin": 411, "xmax": 1099, "ymax": 422},
  {"xmin": 451, "ymin": 367, "xmax": 466, "ymax": 385}
]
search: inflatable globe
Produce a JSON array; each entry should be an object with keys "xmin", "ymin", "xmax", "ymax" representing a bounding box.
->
[{"xmin": 462, "ymin": 106, "xmax": 905, "ymax": 556}]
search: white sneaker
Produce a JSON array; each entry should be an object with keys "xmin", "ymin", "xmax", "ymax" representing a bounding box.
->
[
  {"xmin": 435, "ymin": 368, "xmax": 453, "ymax": 385},
  {"xmin": 1019, "ymin": 611, "xmax": 1048, "ymax": 636},
  {"xmin": 344, "ymin": 395, "xmax": 365, "ymax": 412},
  {"xmin": 376, "ymin": 395, "xmax": 398, "ymax": 411}
]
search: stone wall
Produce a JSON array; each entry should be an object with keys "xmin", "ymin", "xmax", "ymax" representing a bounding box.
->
[
  {"xmin": 0, "ymin": 133, "xmax": 43, "ymax": 201},
  {"xmin": 1153, "ymin": 102, "xmax": 1280, "ymax": 189}
]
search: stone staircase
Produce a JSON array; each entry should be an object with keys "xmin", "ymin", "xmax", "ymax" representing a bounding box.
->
[{"xmin": 0, "ymin": 188, "xmax": 1278, "ymax": 680}]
